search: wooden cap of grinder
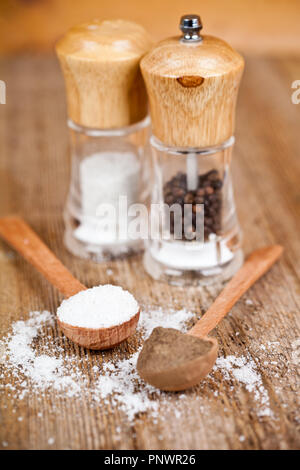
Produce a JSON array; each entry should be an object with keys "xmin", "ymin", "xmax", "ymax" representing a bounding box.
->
[
  {"xmin": 56, "ymin": 19, "xmax": 152, "ymax": 129},
  {"xmin": 140, "ymin": 15, "xmax": 244, "ymax": 148}
]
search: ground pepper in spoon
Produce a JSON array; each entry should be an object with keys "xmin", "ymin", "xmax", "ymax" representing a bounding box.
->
[
  {"xmin": 0, "ymin": 216, "xmax": 140, "ymax": 350},
  {"xmin": 137, "ymin": 245, "xmax": 283, "ymax": 391}
]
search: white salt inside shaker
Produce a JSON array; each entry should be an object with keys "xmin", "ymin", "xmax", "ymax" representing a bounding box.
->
[{"xmin": 56, "ymin": 20, "xmax": 152, "ymax": 261}]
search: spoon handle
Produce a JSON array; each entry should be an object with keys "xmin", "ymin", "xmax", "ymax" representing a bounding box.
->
[
  {"xmin": 188, "ymin": 245, "xmax": 283, "ymax": 338},
  {"xmin": 0, "ymin": 216, "xmax": 86, "ymax": 298}
]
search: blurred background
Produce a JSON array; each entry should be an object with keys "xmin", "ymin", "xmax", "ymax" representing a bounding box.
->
[{"xmin": 1, "ymin": 0, "xmax": 300, "ymax": 57}]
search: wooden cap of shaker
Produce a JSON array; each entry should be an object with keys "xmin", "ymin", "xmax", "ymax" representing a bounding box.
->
[
  {"xmin": 56, "ymin": 19, "xmax": 152, "ymax": 129},
  {"xmin": 140, "ymin": 15, "xmax": 244, "ymax": 148}
]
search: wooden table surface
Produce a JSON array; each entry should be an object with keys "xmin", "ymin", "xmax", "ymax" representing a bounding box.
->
[{"xmin": 0, "ymin": 54, "xmax": 299, "ymax": 450}]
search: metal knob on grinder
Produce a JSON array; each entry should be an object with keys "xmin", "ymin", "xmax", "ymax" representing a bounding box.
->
[{"xmin": 180, "ymin": 14, "xmax": 203, "ymax": 42}]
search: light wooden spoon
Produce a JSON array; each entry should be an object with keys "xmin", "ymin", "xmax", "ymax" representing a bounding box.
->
[
  {"xmin": 137, "ymin": 245, "xmax": 283, "ymax": 391},
  {"xmin": 0, "ymin": 216, "xmax": 140, "ymax": 350}
]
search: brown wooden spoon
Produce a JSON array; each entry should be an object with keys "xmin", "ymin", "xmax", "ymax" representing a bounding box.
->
[
  {"xmin": 0, "ymin": 216, "xmax": 140, "ymax": 350},
  {"xmin": 137, "ymin": 245, "xmax": 283, "ymax": 391}
]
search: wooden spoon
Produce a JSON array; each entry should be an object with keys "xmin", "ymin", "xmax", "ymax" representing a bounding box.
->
[
  {"xmin": 0, "ymin": 216, "xmax": 140, "ymax": 350},
  {"xmin": 137, "ymin": 245, "xmax": 283, "ymax": 391}
]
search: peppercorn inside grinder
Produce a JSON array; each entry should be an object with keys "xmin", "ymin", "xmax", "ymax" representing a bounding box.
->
[
  {"xmin": 141, "ymin": 15, "xmax": 245, "ymax": 285},
  {"xmin": 56, "ymin": 20, "xmax": 152, "ymax": 261}
]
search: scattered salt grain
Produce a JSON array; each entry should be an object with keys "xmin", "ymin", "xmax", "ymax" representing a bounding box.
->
[
  {"xmin": 138, "ymin": 306, "xmax": 193, "ymax": 339},
  {"xmin": 0, "ymin": 306, "xmax": 194, "ymax": 422},
  {"xmin": 214, "ymin": 355, "xmax": 272, "ymax": 417},
  {"xmin": 2, "ymin": 441, "xmax": 8, "ymax": 447},
  {"xmin": 245, "ymin": 299, "xmax": 254, "ymax": 306},
  {"xmin": 48, "ymin": 437, "xmax": 55, "ymax": 445},
  {"xmin": 1, "ymin": 304, "xmax": 278, "ymax": 423},
  {"xmin": 57, "ymin": 284, "xmax": 139, "ymax": 328}
]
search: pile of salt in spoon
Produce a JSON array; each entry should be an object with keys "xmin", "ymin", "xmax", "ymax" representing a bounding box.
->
[
  {"xmin": 57, "ymin": 285, "xmax": 139, "ymax": 329},
  {"xmin": 57, "ymin": 285, "xmax": 140, "ymax": 349}
]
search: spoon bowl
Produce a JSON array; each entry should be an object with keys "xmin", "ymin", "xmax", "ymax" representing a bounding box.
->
[
  {"xmin": 58, "ymin": 310, "xmax": 140, "ymax": 350},
  {"xmin": 138, "ymin": 332, "xmax": 218, "ymax": 391}
]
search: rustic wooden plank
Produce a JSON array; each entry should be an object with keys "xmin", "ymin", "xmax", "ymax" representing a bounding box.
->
[{"xmin": 0, "ymin": 55, "xmax": 299, "ymax": 450}]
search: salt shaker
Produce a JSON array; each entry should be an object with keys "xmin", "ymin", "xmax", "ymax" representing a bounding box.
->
[
  {"xmin": 56, "ymin": 20, "xmax": 152, "ymax": 261},
  {"xmin": 141, "ymin": 15, "xmax": 245, "ymax": 285}
]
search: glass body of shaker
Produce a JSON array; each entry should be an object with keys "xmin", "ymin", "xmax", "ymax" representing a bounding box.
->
[
  {"xmin": 144, "ymin": 136, "xmax": 243, "ymax": 285},
  {"xmin": 64, "ymin": 116, "xmax": 151, "ymax": 261}
]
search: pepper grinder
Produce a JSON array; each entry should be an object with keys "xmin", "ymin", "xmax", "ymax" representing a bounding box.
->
[
  {"xmin": 141, "ymin": 15, "xmax": 245, "ymax": 285},
  {"xmin": 56, "ymin": 20, "xmax": 152, "ymax": 261}
]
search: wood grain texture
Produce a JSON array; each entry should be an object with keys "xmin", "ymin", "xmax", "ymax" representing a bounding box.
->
[
  {"xmin": 56, "ymin": 19, "xmax": 152, "ymax": 128},
  {"xmin": 141, "ymin": 35, "xmax": 244, "ymax": 147},
  {"xmin": 189, "ymin": 245, "xmax": 283, "ymax": 338},
  {"xmin": 0, "ymin": 54, "xmax": 300, "ymax": 449}
]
